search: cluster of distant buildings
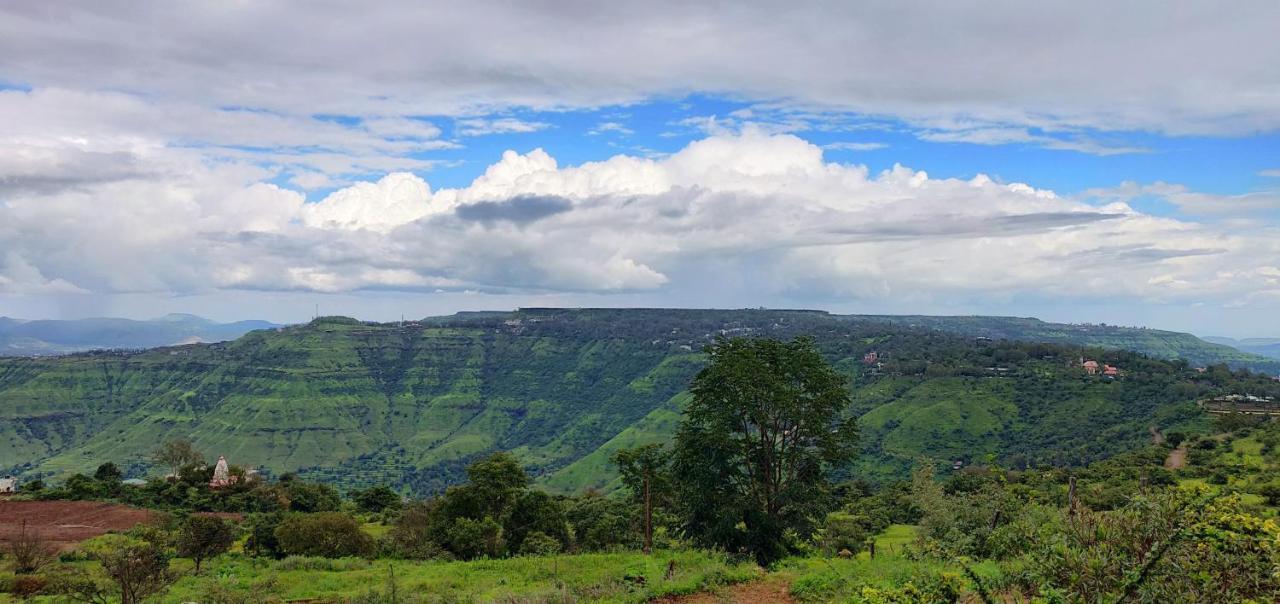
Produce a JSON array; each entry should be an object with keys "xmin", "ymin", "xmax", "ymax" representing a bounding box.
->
[{"xmin": 1081, "ymin": 359, "xmax": 1120, "ymax": 377}]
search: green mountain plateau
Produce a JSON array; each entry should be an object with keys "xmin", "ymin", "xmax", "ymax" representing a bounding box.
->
[{"xmin": 2, "ymin": 308, "xmax": 1276, "ymax": 495}]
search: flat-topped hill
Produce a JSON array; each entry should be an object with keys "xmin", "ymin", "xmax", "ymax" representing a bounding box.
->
[{"xmin": 3, "ymin": 309, "xmax": 1275, "ymax": 494}]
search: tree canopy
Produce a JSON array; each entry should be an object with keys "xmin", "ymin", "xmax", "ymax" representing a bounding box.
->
[{"xmin": 672, "ymin": 336, "xmax": 859, "ymax": 564}]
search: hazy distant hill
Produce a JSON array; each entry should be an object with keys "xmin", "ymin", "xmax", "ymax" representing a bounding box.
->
[
  {"xmin": 0, "ymin": 314, "xmax": 279, "ymax": 356},
  {"xmin": 1203, "ymin": 336, "xmax": 1280, "ymax": 361},
  {"xmin": 859, "ymin": 315, "xmax": 1280, "ymax": 374},
  {"xmin": 5, "ymin": 308, "xmax": 1274, "ymax": 495}
]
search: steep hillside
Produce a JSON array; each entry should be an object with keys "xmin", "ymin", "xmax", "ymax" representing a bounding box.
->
[
  {"xmin": 2, "ymin": 309, "xmax": 1273, "ymax": 495},
  {"xmin": 0, "ymin": 314, "xmax": 279, "ymax": 356},
  {"xmin": 859, "ymin": 315, "xmax": 1280, "ymax": 374}
]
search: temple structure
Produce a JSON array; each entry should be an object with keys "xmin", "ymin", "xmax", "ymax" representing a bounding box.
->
[{"xmin": 208, "ymin": 456, "xmax": 235, "ymax": 488}]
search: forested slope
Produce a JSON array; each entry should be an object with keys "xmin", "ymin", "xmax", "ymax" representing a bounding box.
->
[
  {"xmin": 859, "ymin": 314, "xmax": 1280, "ymax": 373},
  {"xmin": 3, "ymin": 309, "xmax": 1274, "ymax": 494}
]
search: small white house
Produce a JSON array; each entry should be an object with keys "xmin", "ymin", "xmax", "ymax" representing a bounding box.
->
[{"xmin": 0, "ymin": 475, "xmax": 16, "ymax": 494}]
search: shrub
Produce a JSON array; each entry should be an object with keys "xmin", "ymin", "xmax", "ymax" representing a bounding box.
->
[
  {"xmin": 518, "ymin": 531, "xmax": 562, "ymax": 556},
  {"xmin": 274, "ymin": 512, "xmax": 375, "ymax": 558},
  {"xmin": 818, "ymin": 511, "xmax": 872, "ymax": 557},
  {"xmin": 176, "ymin": 515, "xmax": 235, "ymax": 573},
  {"xmin": 443, "ymin": 517, "xmax": 504, "ymax": 560},
  {"xmin": 245, "ymin": 513, "xmax": 286, "ymax": 559},
  {"xmin": 386, "ymin": 501, "xmax": 447, "ymax": 560},
  {"xmin": 1023, "ymin": 491, "xmax": 1280, "ymax": 601},
  {"xmin": 94, "ymin": 462, "xmax": 124, "ymax": 483},
  {"xmin": 9, "ymin": 575, "xmax": 48, "ymax": 599},
  {"xmin": 4, "ymin": 520, "xmax": 56, "ymax": 574},
  {"xmin": 54, "ymin": 535, "xmax": 176, "ymax": 604}
]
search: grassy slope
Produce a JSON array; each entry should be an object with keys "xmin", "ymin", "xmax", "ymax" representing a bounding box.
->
[{"xmin": 0, "ymin": 309, "xmax": 1228, "ymax": 494}]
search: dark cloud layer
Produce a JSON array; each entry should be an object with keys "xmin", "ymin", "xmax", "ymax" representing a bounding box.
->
[{"xmin": 455, "ymin": 195, "xmax": 574, "ymax": 225}]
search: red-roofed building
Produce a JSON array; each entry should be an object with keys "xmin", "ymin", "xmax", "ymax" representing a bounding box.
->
[
  {"xmin": 1103, "ymin": 364, "xmax": 1119, "ymax": 377},
  {"xmin": 1082, "ymin": 359, "xmax": 1100, "ymax": 375}
]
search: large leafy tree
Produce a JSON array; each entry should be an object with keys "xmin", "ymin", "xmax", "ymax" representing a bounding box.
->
[{"xmin": 671, "ymin": 337, "xmax": 857, "ymax": 565}]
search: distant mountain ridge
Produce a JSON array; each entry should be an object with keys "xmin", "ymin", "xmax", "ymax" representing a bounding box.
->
[
  {"xmin": 0, "ymin": 314, "xmax": 280, "ymax": 356},
  {"xmin": 1203, "ymin": 336, "xmax": 1280, "ymax": 361},
  {"xmin": 4, "ymin": 308, "xmax": 1277, "ymax": 496},
  {"xmin": 857, "ymin": 314, "xmax": 1280, "ymax": 374}
]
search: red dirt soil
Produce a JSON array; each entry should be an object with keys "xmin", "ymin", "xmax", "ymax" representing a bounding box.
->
[
  {"xmin": 0, "ymin": 500, "xmax": 159, "ymax": 551},
  {"xmin": 658, "ymin": 578, "xmax": 796, "ymax": 603}
]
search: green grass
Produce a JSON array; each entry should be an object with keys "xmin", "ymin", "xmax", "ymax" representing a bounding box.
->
[
  {"xmin": 868, "ymin": 524, "xmax": 916, "ymax": 557},
  {"xmin": 1, "ymin": 550, "xmax": 756, "ymax": 603},
  {"xmin": 161, "ymin": 550, "xmax": 756, "ymax": 603},
  {"xmin": 779, "ymin": 555, "xmax": 1003, "ymax": 603}
]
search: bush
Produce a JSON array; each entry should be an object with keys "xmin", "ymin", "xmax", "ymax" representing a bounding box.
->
[
  {"xmin": 9, "ymin": 575, "xmax": 48, "ymax": 599},
  {"xmin": 443, "ymin": 517, "xmax": 504, "ymax": 560},
  {"xmin": 57, "ymin": 535, "xmax": 176, "ymax": 604},
  {"xmin": 4, "ymin": 520, "xmax": 56, "ymax": 574},
  {"xmin": 176, "ymin": 516, "xmax": 235, "ymax": 572},
  {"xmin": 386, "ymin": 501, "xmax": 447, "ymax": 560},
  {"xmin": 518, "ymin": 531, "xmax": 562, "ymax": 556},
  {"xmin": 245, "ymin": 513, "xmax": 286, "ymax": 559},
  {"xmin": 818, "ymin": 511, "xmax": 872, "ymax": 557},
  {"xmin": 274, "ymin": 512, "xmax": 375, "ymax": 558}
]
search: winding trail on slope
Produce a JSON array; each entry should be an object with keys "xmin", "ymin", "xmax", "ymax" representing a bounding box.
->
[{"xmin": 1165, "ymin": 442, "xmax": 1188, "ymax": 470}]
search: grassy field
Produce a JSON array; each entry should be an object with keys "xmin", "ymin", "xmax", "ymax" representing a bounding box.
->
[
  {"xmin": 776, "ymin": 524, "xmax": 1008, "ymax": 602},
  {"xmin": 1, "ymin": 550, "xmax": 758, "ymax": 603}
]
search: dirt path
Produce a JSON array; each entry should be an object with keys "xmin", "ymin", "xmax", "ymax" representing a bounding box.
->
[
  {"xmin": 1165, "ymin": 443, "xmax": 1188, "ymax": 469},
  {"xmin": 658, "ymin": 577, "xmax": 795, "ymax": 603}
]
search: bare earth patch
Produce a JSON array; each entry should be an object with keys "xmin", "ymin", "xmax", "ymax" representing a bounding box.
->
[
  {"xmin": 1165, "ymin": 443, "xmax": 1188, "ymax": 470},
  {"xmin": 659, "ymin": 576, "xmax": 795, "ymax": 604},
  {"xmin": 0, "ymin": 500, "xmax": 159, "ymax": 551}
]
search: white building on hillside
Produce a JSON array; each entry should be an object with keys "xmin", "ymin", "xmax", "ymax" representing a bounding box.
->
[{"xmin": 0, "ymin": 475, "xmax": 16, "ymax": 494}]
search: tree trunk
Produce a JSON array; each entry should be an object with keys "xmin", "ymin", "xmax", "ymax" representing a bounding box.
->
[{"xmin": 643, "ymin": 472, "xmax": 653, "ymax": 554}]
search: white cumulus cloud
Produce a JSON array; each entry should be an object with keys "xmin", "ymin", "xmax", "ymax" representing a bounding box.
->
[{"xmin": 1, "ymin": 131, "xmax": 1274, "ymax": 315}]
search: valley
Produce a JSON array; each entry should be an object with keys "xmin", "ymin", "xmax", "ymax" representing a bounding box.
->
[{"xmin": 3, "ymin": 309, "xmax": 1274, "ymax": 495}]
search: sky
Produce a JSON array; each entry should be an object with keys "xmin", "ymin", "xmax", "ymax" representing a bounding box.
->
[{"xmin": 0, "ymin": 1, "xmax": 1278, "ymax": 337}]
